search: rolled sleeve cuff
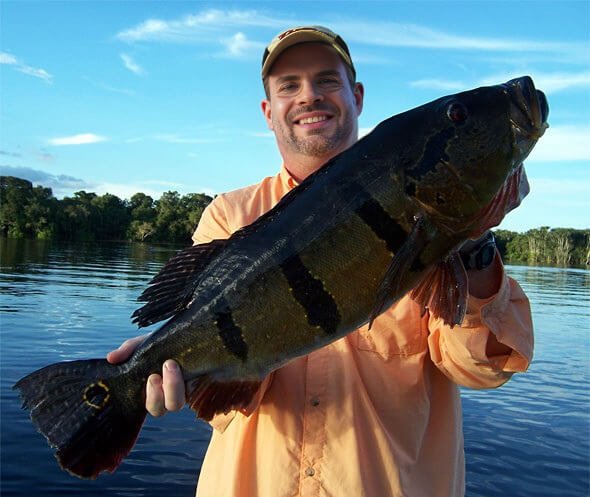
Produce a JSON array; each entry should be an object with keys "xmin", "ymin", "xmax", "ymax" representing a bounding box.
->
[{"xmin": 461, "ymin": 265, "xmax": 533, "ymax": 373}]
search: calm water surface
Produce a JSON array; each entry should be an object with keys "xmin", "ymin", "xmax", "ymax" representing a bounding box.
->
[{"xmin": 1, "ymin": 239, "xmax": 588, "ymax": 497}]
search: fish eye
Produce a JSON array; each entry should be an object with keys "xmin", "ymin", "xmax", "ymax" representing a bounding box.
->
[{"xmin": 447, "ymin": 102, "xmax": 468, "ymax": 124}]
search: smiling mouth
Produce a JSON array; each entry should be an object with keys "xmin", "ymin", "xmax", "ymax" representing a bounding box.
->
[{"xmin": 296, "ymin": 115, "xmax": 331, "ymax": 125}]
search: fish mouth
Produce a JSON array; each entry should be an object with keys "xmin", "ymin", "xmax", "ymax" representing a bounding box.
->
[
  {"xmin": 466, "ymin": 77, "xmax": 547, "ymax": 237},
  {"xmin": 504, "ymin": 76, "xmax": 549, "ymax": 161}
]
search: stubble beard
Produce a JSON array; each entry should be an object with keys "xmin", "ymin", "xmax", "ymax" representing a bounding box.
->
[{"xmin": 274, "ymin": 108, "xmax": 356, "ymax": 158}]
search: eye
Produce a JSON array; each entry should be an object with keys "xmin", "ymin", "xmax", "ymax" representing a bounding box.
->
[
  {"xmin": 277, "ymin": 82, "xmax": 299, "ymax": 94},
  {"xmin": 318, "ymin": 77, "xmax": 339, "ymax": 85},
  {"xmin": 447, "ymin": 102, "xmax": 468, "ymax": 124}
]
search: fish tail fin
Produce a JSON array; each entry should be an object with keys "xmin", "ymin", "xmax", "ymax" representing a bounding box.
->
[{"xmin": 13, "ymin": 359, "xmax": 146, "ymax": 479}]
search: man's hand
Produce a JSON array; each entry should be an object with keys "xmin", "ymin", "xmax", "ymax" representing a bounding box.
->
[
  {"xmin": 107, "ymin": 335, "xmax": 186, "ymax": 416},
  {"xmin": 459, "ymin": 231, "xmax": 502, "ymax": 299}
]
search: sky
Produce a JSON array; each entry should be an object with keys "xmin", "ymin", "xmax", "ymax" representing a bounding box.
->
[{"xmin": 1, "ymin": 0, "xmax": 588, "ymax": 233}]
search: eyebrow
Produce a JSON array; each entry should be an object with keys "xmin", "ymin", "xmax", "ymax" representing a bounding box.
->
[{"xmin": 275, "ymin": 70, "xmax": 342, "ymax": 84}]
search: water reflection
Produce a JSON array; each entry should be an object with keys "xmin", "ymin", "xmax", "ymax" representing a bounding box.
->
[{"xmin": 1, "ymin": 241, "xmax": 588, "ymax": 497}]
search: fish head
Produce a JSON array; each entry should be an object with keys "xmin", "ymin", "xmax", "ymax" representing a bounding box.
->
[{"xmin": 402, "ymin": 76, "xmax": 548, "ymax": 236}]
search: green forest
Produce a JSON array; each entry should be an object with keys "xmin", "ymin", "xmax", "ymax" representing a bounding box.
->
[
  {"xmin": 1, "ymin": 175, "xmax": 589, "ymax": 267},
  {"xmin": 0, "ymin": 176, "xmax": 212, "ymax": 244}
]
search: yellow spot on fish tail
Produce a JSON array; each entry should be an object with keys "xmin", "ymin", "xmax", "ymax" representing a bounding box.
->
[{"xmin": 83, "ymin": 380, "xmax": 110, "ymax": 410}]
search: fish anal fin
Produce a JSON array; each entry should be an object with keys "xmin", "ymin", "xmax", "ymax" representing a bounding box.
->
[
  {"xmin": 368, "ymin": 218, "xmax": 428, "ymax": 328},
  {"xmin": 187, "ymin": 376, "xmax": 263, "ymax": 422},
  {"xmin": 410, "ymin": 252, "xmax": 468, "ymax": 327}
]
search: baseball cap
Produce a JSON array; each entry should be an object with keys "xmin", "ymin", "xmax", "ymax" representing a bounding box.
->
[{"xmin": 261, "ymin": 26, "xmax": 356, "ymax": 79}]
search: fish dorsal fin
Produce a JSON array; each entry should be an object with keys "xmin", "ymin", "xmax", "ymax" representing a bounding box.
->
[
  {"xmin": 131, "ymin": 240, "xmax": 226, "ymax": 327},
  {"xmin": 410, "ymin": 252, "xmax": 468, "ymax": 327},
  {"xmin": 130, "ymin": 160, "xmax": 346, "ymax": 329}
]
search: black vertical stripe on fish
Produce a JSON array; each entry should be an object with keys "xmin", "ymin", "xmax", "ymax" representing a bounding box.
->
[
  {"xmin": 355, "ymin": 196, "xmax": 407, "ymax": 254},
  {"xmin": 214, "ymin": 299, "xmax": 248, "ymax": 362},
  {"xmin": 407, "ymin": 127, "xmax": 455, "ymax": 181},
  {"xmin": 280, "ymin": 254, "xmax": 340, "ymax": 335}
]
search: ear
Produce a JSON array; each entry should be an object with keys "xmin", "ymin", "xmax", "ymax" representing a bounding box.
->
[
  {"xmin": 353, "ymin": 82, "xmax": 364, "ymax": 115},
  {"xmin": 261, "ymin": 99, "xmax": 274, "ymax": 130}
]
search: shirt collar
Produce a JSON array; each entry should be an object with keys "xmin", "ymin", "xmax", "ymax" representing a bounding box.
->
[{"xmin": 279, "ymin": 163, "xmax": 299, "ymax": 190}]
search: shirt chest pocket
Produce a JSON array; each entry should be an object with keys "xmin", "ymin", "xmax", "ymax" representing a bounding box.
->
[{"xmin": 356, "ymin": 297, "xmax": 427, "ymax": 360}]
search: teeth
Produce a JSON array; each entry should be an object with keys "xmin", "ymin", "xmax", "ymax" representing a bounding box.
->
[{"xmin": 299, "ymin": 116, "xmax": 327, "ymax": 125}]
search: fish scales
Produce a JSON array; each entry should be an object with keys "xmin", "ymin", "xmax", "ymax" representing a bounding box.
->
[
  {"xmin": 14, "ymin": 76, "xmax": 549, "ymax": 479},
  {"xmin": 195, "ymin": 162, "xmax": 411, "ymax": 374}
]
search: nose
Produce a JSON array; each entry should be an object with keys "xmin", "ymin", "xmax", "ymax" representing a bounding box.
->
[{"xmin": 297, "ymin": 80, "xmax": 324, "ymax": 105}]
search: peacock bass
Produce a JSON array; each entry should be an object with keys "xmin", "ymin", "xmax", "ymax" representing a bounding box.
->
[{"xmin": 14, "ymin": 76, "xmax": 548, "ymax": 479}]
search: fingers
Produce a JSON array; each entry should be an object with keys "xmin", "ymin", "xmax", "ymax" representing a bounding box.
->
[
  {"xmin": 106, "ymin": 334, "xmax": 149, "ymax": 364},
  {"xmin": 145, "ymin": 360, "xmax": 186, "ymax": 417},
  {"xmin": 163, "ymin": 360, "xmax": 186, "ymax": 411},
  {"xmin": 108, "ymin": 336, "xmax": 185, "ymax": 418},
  {"xmin": 146, "ymin": 374, "xmax": 167, "ymax": 417}
]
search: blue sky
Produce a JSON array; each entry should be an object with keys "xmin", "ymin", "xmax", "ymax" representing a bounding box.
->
[{"xmin": 1, "ymin": 0, "xmax": 588, "ymax": 232}]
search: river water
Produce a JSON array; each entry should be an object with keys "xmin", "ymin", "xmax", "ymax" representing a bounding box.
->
[{"xmin": 1, "ymin": 239, "xmax": 588, "ymax": 497}]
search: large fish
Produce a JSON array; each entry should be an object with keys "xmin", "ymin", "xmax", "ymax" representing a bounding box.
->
[{"xmin": 14, "ymin": 76, "xmax": 548, "ymax": 479}]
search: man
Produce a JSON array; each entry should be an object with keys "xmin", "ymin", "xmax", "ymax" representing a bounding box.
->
[{"xmin": 108, "ymin": 26, "xmax": 534, "ymax": 497}]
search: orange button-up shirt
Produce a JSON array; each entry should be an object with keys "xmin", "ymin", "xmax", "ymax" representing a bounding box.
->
[{"xmin": 192, "ymin": 165, "xmax": 534, "ymax": 497}]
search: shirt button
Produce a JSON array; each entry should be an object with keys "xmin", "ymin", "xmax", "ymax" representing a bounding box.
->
[
  {"xmin": 310, "ymin": 398, "xmax": 320, "ymax": 407},
  {"xmin": 305, "ymin": 467, "xmax": 315, "ymax": 477}
]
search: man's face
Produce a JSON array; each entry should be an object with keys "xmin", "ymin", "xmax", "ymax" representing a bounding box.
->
[{"xmin": 262, "ymin": 43, "xmax": 364, "ymax": 163}]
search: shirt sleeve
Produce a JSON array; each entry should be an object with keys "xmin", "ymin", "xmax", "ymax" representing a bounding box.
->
[
  {"xmin": 191, "ymin": 195, "xmax": 276, "ymax": 432},
  {"xmin": 427, "ymin": 260, "xmax": 534, "ymax": 389},
  {"xmin": 192, "ymin": 196, "xmax": 232, "ymax": 245}
]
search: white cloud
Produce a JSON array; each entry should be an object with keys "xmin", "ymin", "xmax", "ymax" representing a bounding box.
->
[
  {"xmin": 116, "ymin": 9, "xmax": 281, "ymax": 43},
  {"xmin": 222, "ymin": 32, "xmax": 265, "ymax": 57},
  {"xmin": 0, "ymin": 51, "xmax": 53, "ymax": 83},
  {"xmin": 530, "ymin": 177, "xmax": 590, "ymax": 196},
  {"xmin": 48, "ymin": 133, "xmax": 107, "ymax": 146},
  {"xmin": 0, "ymin": 166, "xmax": 91, "ymax": 196},
  {"xmin": 115, "ymin": 9, "xmax": 585, "ymax": 59},
  {"xmin": 338, "ymin": 21, "xmax": 575, "ymax": 53},
  {"xmin": 410, "ymin": 70, "xmax": 590, "ymax": 94},
  {"xmin": 0, "ymin": 165, "xmax": 216, "ymax": 199},
  {"xmin": 79, "ymin": 179, "xmax": 217, "ymax": 200},
  {"xmin": 0, "ymin": 52, "xmax": 18, "ymax": 64},
  {"xmin": 359, "ymin": 127, "xmax": 374, "ymax": 138},
  {"xmin": 120, "ymin": 53, "xmax": 145, "ymax": 75},
  {"xmin": 527, "ymin": 125, "xmax": 590, "ymax": 162},
  {"xmin": 17, "ymin": 65, "xmax": 53, "ymax": 82},
  {"xmin": 479, "ymin": 71, "xmax": 590, "ymax": 94}
]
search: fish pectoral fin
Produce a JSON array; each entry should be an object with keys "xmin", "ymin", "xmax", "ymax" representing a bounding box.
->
[
  {"xmin": 410, "ymin": 252, "xmax": 468, "ymax": 327},
  {"xmin": 186, "ymin": 375, "xmax": 263, "ymax": 422},
  {"xmin": 368, "ymin": 218, "xmax": 428, "ymax": 328},
  {"xmin": 131, "ymin": 240, "xmax": 226, "ymax": 327}
]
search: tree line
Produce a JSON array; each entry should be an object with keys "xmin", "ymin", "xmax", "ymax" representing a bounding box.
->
[
  {"xmin": 1, "ymin": 175, "xmax": 589, "ymax": 266},
  {"xmin": 0, "ymin": 176, "xmax": 212, "ymax": 244},
  {"xmin": 494, "ymin": 228, "xmax": 589, "ymax": 268}
]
